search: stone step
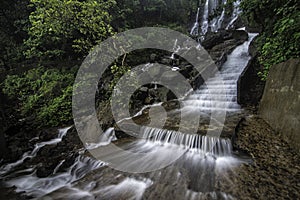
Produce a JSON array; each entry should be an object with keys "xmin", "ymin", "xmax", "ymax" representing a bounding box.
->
[{"xmin": 183, "ymin": 100, "xmax": 240, "ymax": 109}]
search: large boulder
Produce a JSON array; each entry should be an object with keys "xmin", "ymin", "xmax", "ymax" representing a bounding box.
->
[
  {"xmin": 237, "ymin": 37, "xmax": 265, "ymax": 106},
  {"xmin": 259, "ymin": 58, "xmax": 300, "ymax": 152},
  {"xmin": 237, "ymin": 56, "xmax": 265, "ymax": 106}
]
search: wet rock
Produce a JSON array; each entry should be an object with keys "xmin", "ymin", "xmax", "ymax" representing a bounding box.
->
[
  {"xmin": 0, "ymin": 186, "xmax": 29, "ymax": 200},
  {"xmin": 36, "ymin": 165, "xmax": 54, "ymax": 178},
  {"xmin": 161, "ymin": 58, "xmax": 172, "ymax": 65},
  {"xmin": 227, "ymin": 16, "xmax": 245, "ymax": 30},
  {"xmin": 237, "ymin": 36, "xmax": 265, "ymax": 106},
  {"xmin": 231, "ymin": 30, "xmax": 248, "ymax": 41},
  {"xmin": 56, "ymin": 153, "xmax": 78, "ymax": 173},
  {"xmin": 2, "ymin": 123, "xmax": 36, "ymax": 164},
  {"xmin": 202, "ymin": 30, "xmax": 248, "ymax": 67},
  {"xmin": 237, "ymin": 56, "xmax": 265, "ymax": 106},
  {"xmin": 202, "ymin": 30, "xmax": 230, "ymax": 49},
  {"xmin": 179, "ymin": 65, "xmax": 193, "ymax": 78},
  {"xmin": 148, "ymin": 87, "xmax": 174, "ymax": 102},
  {"xmin": 97, "ymin": 101, "xmax": 114, "ymax": 131},
  {"xmin": 38, "ymin": 128, "xmax": 59, "ymax": 141}
]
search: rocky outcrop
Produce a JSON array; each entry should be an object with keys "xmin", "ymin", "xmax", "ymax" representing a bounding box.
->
[
  {"xmin": 237, "ymin": 37, "xmax": 265, "ymax": 106},
  {"xmin": 202, "ymin": 30, "xmax": 248, "ymax": 66},
  {"xmin": 237, "ymin": 56, "xmax": 265, "ymax": 106},
  {"xmin": 259, "ymin": 58, "xmax": 300, "ymax": 152}
]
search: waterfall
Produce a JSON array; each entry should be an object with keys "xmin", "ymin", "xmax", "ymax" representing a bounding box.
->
[
  {"xmin": 0, "ymin": 126, "xmax": 72, "ymax": 176},
  {"xmin": 210, "ymin": 0, "xmax": 227, "ymax": 32},
  {"xmin": 4, "ymin": 155, "xmax": 105, "ymax": 197},
  {"xmin": 190, "ymin": 0, "xmax": 242, "ymax": 36},
  {"xmin": 226, "ymin": 0, "xmax": 242, "ymax": 29},
  {"xmin": 141, "ymin": 126, "xmax": 232, "ymax": 156},
  {"xmin": 183, "ymin": 33, "xmax": 258, "ymax": 114},
  {"xmin": 201, "ymin": 0, "xmax": 210, "ymax": 36},
  {"xmin": 1, "ymin": 26, "xmax": 258, "ymax": 200},
  {"xmin": 190, "ymin": 7, "xmax": 200, "ymax": 36},
  {"xmin": 170, "ymin": 39, "xmax": 179, "ymax": 60}
]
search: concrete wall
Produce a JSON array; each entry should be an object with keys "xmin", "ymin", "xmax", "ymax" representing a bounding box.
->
[{"xmin": 259, "ymin": 58, "xmax": 300, "ymax": 152}]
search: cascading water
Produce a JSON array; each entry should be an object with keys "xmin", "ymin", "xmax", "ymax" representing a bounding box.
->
[
  {"xmin": 0, "ymin": 32, "xmax": 257, "ymax": 199},
  {"xmin": 190, "ymin": 8, "xmax": 200, "ymax": 37},
  {"xmin": 0, "ymin": 127, "xmax": 105, "ymax": 198},
  {"xmin": 226, "ymin": 0, "xmax": 242, "ymax": 30},
  {"xmin": 183, "ymin": 32, "xmax": 258, "ymax": 114},
  {"xmin": 140, "ymin": 126, "xmax": 232, "ymax": 156},
  {"xmin": 0, "ymin": 126, "xmax": 72, "ymax": 176},
  {"xmin": 190, "ymin": 0, "xmax": 242, "ymax": 37},
  {"xmin": 5, "ymin": 155, "xmax": 105, "ymax": 197},
  {"xmin": 201, "ymin": 0, "xmax": 210, "ymax": 37},
  {"xmin": 0, "ymin": 0, "xmax": 258, "ymax": 195},
  {"xmin": 210, "ymin": 0, "xmax": 227, "ymax": 32}
]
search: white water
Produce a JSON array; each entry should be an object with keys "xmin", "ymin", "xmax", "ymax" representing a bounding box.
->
[
  {"xmin": 183, "ymin": 32, "xmax": 258, "ymax": 114},
  {"xmin": 170, "ymin": 39, "xmax": 180, "ymax": 60},
  {"xmin": 226, "ymin": 0, "xmax": 242, "ymax": 29},
  {"xmin": 0, "ymin": 126, "xmax": 72, "ymax": 176},
  {"xmin": 141, "ymin": 126, "xmax": 232, "ymax": 156},
  {"xmin": 5, "ymin": 155, "xmax": 104, "ymax": 197},
  {"xmin": 201, "ymin": 0, "xmax": 210, "ymax": 36},
  {"xmin": 108, "ymin": 33, "xmax": 257, "ymax": 195},
  {"xmin": 0, "ymin": 126, "xmax": 105, "ymax": 197},
  {"xmin": 190, "ymin": 7, "xmax": 200, "ymax": 36},
  {"xmin": 210, "ymin": 0, "xmax": 227, "ymax": 32},
  {"xmin": 65, "ymin": 33, "xmax": 257, "ymax": 198},
  {"xmin": 1, "ymin": 33, "xmax": 257, "ymax": 199},
  {"xmin": 191, "ymin": 0, "xmax": 243, "ymax": 37},
  {"xmin": 85, "ymin": 127, "xmax": 117, "ymax": 150}
]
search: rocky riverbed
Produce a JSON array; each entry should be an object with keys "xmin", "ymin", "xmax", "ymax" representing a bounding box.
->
[
  {"xmin": 1, "ymin": 108, "xmax": 299, "ymax": 199},
  {"xmin": 219, "ymin": 115, "xmax": 300, "ymax": 199}
]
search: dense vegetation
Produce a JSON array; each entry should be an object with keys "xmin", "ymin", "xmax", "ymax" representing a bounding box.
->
[
  {"xmin": 0, "ymin": 0, "xmax": 198, "ymax": 127},
  {"xmin": 241, "ymin": 0, "xmax": 300, "ymax": 79},
  {"xmin": 3, "ymin": 67, "xmax": 75, "ymax": 127}
]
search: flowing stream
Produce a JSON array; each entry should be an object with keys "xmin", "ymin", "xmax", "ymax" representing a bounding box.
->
[
  {"xmin": 183, "ymin": 32, "xmax": 258, "ymax": 114},
  {"xmin": 0, "ymin": 32, "xmax": 257, "ymax": 199},
  {"xmin": 0, "ymin": 1, "xmax": 257, "ymax": 198}
]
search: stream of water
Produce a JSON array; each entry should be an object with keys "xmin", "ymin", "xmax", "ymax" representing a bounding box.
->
[
  {"xmin": 0, "ymin": 31, "xmax": 257, "ymax": 199},
  {"xmin": 0, "ymin": 1, "xmax": 258, "ymax": 198}
]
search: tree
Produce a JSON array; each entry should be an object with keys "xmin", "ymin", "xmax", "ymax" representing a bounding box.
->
[
  {"xmin": 0, "ymin": 0, "xmax": 31, "ymax": 68},
  {"xmin": 24, "ymin": 0, "xmax": 116, "ymax": 60}
]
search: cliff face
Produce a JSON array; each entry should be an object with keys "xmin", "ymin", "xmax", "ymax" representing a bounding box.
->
[{"xmin": 259, "ymin": 58, "xmax": 300, "ymax": 152}]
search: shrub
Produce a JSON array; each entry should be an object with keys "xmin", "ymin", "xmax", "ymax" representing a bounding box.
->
[{"xmin": 2, "ymin": 67, "xmax": 75, "ymax": 127}]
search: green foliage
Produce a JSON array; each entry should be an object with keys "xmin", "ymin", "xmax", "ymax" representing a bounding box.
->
[
  {"xmin": 0, "ymin": 0, "xmax": 31, "ymax": 68},
  {"xmin": 109, "ymin": 63, "xmax": 131, "ymax": 92},
  {"xmin": 2, "ymin": 67, "xmax": 75, "ymax": 127},
  {"xmin": 241, "ymin": 0, "xmax": 300, "ymax": 80},
  {"xmin": 112, "ymin": 0, "xmax": 198, "ymax": 31},
  {"xmin": 25, "ymin": 0, "xmax": 116, "ymax": 60},
  {"xmin": 258, "ymin": 12, "xmax": 300, "ymax": 79}
]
